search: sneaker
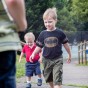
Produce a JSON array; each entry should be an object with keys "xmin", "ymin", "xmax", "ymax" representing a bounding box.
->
[
  {"xmin": 26, "ymin": 83, "xmax": 31, "ymax": 88},
  {"xmin": 37, "ymin": 79, "xmax": 42, "ymax": 86}
]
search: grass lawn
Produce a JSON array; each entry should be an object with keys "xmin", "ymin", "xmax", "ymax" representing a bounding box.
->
[
  {"xmin": 65, "ymin": 84, "xmax": 88, "ymax": 88},
  {"xmin": 16, "ymin": 55, "xmax": 26, "ymax": 78},
  {"xmin": 77, "ymin": 61, "xmax": 88, "ymax": 66}
]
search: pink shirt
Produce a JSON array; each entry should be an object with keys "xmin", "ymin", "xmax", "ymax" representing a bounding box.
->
[{"xmin": 22, "ymin": 44, "xmax": 40, "ymax": 62}]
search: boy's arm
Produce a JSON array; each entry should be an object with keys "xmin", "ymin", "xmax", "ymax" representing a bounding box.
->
[
  {"xmin": 30, "ymin": 46, "xmax": 42, "ymax": 63},
  {"xmin": 39, "ymin": 50, "xmax": 43, "ymax": 63},
  {"xmin": 19, "ymin": 52, "xmax": 24, "ymax": 63},
  {"xmin": 63, "ymin": 43, "xmax": 71, "ymax": 63},
  {"xmin": 5, "ymin": 0, "xmax": 27, "ymax": 31},
  {"xmin": 21, "ymin": 41, "xmax": 26, "ymax": 46}
]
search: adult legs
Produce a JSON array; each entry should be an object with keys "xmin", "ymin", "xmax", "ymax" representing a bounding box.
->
[{"xmin": 0, "ymin": 51, "xmax": 16, "ymax": 88}]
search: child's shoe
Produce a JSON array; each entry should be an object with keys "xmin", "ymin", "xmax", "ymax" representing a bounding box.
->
[
  {"xmin": 26, "ymin": 83, "xmax": 31, "ymax": 88},
  {"xmin": 37, "ymin": 79, "xmax": 42, "ymax": 86}
]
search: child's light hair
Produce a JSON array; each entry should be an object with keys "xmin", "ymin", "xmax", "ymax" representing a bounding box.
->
[
  {"xmin": 43, "ymin": 7, "xmax": 57, "ymax": 20},
  {"xmin": 24, "ymin": 32, "xmax": 35, "ymax": 41}
]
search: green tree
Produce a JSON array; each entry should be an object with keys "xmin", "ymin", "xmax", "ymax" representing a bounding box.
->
[
  {"xmin": 53, "ymin": 0, "xmax": 76, "ymax": 31},
  {"xmin": 71, "ymin": 0, "xmax": 88, "ymax": 22},
  {"xmin": 57, "ymin": 7, "xmax": 76, "ymax": 31},
  {"xmin": 25, "ymin": 0, "xmax": 77, "ymax": 33},
  {"xmin": 25, "ymin": 0, "xmax": 54, "ymax": 34},
  {"xmin": 70, "ymin": 0, "xmax": 88, "ymax": 31}
]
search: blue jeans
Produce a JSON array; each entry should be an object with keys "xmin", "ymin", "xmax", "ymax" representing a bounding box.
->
[{"xmin": 0, "ymin": 51, "xmax": 16, "ymax": 88}]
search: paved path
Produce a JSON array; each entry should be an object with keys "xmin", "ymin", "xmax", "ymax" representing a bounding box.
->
[
  {"xmin": 17, "ymin": 60, "xmax": 88, "ymax": 88},
  {"xmin": 63, "ymin": 63, "xmax": 88, "ymax": 86}
]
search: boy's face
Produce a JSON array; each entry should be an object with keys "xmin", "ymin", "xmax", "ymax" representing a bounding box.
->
[
  {"xmin": 25, "ymin": 37, "xmax": 34, "ymax": 46},
  {"xmin": 44, "ymin": 16, "xmax": 57, "ymax": 31}
]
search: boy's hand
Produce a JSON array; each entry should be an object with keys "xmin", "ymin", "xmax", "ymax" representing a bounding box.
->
[
  {"xmin": 67, "ymin": 58, "xmax": 71, "ymax": 63},
  {"xmin": 29, "ymin": 57, "xmax": 33, "ymax": 63},
  {"xmin": 67, "ymin": 56, "xmax": 71, "ymax": 63},
  {"xmin": 29, "ymin": 54, "xmax": 34, "ymax": 63},
  {"xmin": 38, "ymin": 58, "xmax": 42, "ymax": 63}
]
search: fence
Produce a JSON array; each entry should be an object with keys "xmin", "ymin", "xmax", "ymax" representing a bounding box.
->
[{"xmin": 78, "ymin": 41, "xmax": 88, "ymax": 65}]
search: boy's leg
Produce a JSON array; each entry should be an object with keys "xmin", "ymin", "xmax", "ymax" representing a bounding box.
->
[
  {"xmin": 37, "ymin": 75, "xmax": 42, "ymax": 86},
  {"xmin": 35, "ymin": 62, "xmax": 41, "ymax": 77},
  {"xmin": 54, "ymin": 85, "xmax": 62, "ymax": 88},
  {"xmin": 25, "ymin": 62, "xmax": 34, "ymax": 88},
  {"xmin": 49, "ymin": 82, "xmax": 62, "ymax": 88},
  {"xmin": 35, "ymin": 62, "xmax": 42, "ymax": 86},
  {"xmin": 26, "ymin": 77, "xmax": 31, "ymax": 88},
  {"xmin": 53, "ymin": 58, "xmax": 63, "ymax": 88},
  {"xmin": 49, "ymin": 82, "xmax": 54, "ymax": 88},
  {"xmin": 37, "ymin": 74, "xmax": 42, "ymax": 78},
  {"xmin": 42, "ymin": 57, "xmax": 63, "ymax": 88},
  {"xmin": 26, "ymin": 76, "xmax": 31, "ymax": 83},
  {"xmin": 42, "ymin": 57, "xmax": 54, "ymax": 88}
]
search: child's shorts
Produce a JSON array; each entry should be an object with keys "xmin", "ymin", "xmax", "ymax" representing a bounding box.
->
[
  {"xmin": 42, "ymin": 56, "xmax": 63, "ymax": 85},
  {"xmin": 25, "ymin": 61, "xmax": 41, "ymax": 77}
]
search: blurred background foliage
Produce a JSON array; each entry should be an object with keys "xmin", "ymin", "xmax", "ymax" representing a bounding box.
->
[{"xmin": 20, "ymin": 0, "xmax": 88, "ymax": 41}]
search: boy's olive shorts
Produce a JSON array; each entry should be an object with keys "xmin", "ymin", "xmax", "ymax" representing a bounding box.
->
[{"xmin": 42, "ymin": 56, "xmax": 63, "ymax": 85}]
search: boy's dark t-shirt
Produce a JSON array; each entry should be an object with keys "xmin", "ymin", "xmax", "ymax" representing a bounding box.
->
[{"xmin": 36, "ymin": 28, "xmax": 68, "ymax": 59}]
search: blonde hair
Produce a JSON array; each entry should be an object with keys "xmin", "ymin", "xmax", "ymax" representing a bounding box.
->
[
  {"xmin": 24, "ymin": 32, "xmax": 35, "ymax": 41},
  {"xmin": 43, "ymin": 7, "xmax": 57, "ymax": 20}
]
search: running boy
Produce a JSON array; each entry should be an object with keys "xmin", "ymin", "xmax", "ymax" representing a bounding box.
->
[
  {"xmin": 30, "ymin": 7, "xmax": 71, "ymax": 88},
  {"xmin": 19, "ymin": 32, "xmax": 42, "ymax": 88}
]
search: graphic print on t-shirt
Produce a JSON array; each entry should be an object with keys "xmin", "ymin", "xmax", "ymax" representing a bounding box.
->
[{"xmin": 44, "ymin": 37, "xmax": 58, "ymax": 48}]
